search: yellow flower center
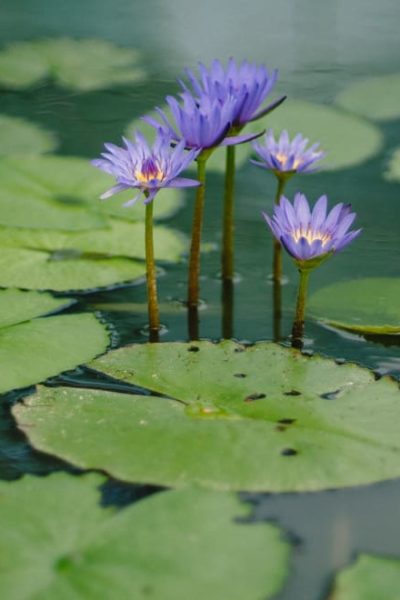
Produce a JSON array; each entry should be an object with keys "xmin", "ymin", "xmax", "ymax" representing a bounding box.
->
[
  {"xmin": 292, "ymin": 227, "xmax": 331, "ymax": 246},
  {"xmin": 276, "ymin": 152, "xmax": 301, "ymax": 170},
  {"xmin": 135, "ymin": 168, "xmax": 165, "ymax": 184}
]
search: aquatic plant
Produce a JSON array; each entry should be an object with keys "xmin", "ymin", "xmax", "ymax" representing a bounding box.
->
[
  {"xmin": 178, "ymin": 58, "xmax": 285, "ymax": 281},
  {"xmin": 92, "ymin": 130, "xmax": 200, "ymax": 337},
  {"xmin": 263, "ymin": 193, "xmax": 361, "ymax": 347}
]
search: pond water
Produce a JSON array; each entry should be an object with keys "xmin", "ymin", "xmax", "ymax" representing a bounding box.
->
[{"xmin": 1, "ymin": 1, "xmax": 400, "ymax": 598}]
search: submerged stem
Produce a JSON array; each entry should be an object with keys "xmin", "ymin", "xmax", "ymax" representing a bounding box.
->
[
  {"xmin": 291, "ymin": 269, "xmax": 310, "ymax": 349},
  {"xmin": 187, "ymin": 157, "xmax": 207, "ymax": 307},
  {"xmin": 222, "ymin": 144, "xmax": 236, "ymax": 281},
  {"xmin": 145, "ymin": 199, "xmax": 159, "ymax": 341}
]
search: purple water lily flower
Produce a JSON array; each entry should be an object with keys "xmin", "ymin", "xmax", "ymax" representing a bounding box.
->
[
  {"xmin": 143, "ymin": 91, "xmax": 260, "ymax": 153},
  {"xmin": 252, "ymin": 130, "xmax": 326, "ymax": 176},
  {"xmin": 92, "ymin": 130, "xmax": 200, "ymax": 205},
  {"xmin": 263, "ymin": 193, "xmax": 361, "ymax": 269},
  {"xmin": 179, "ymin": 58, "xmax": 284, "ymax": 127}
]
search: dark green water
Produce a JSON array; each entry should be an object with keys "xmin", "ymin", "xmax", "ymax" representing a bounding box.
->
[{"xmin": 1, "ymin": 1, "xmax": 400, "ymax": 598}]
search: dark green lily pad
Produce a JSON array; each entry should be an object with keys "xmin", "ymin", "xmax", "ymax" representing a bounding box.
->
[
  {"xmin": 252, "ymin": 99, "xmax": 383, "ymax": 170},
  {"xmin": 0, "ymin": 473, "xmax": 290, "ymax": 600},
  {"xmin": 15, "ymin": 341, "xmax": 400, "ymax": 491},
  {"xmin": 0, "ymin": 38, "xmax": 146, "ymax": 91},
  {"xmin": 0, "ymin": 219, "xmax": 187, "ymax": 262},
  {"xmin": 309, "ymin": 278, "xmax": 400, "ymax": 335},
  {"xmin": 0, "ymin": 247, "xmax": 146, "ymax": 292},
  {"xmin": 0, "ymin": 114, "xmax": 57, "ymax": 156},
  {"xmin": 0, "ymin": 313, "xmax": 108, "ymax": 394},
  {"xmin": 329, "ymin": 554, "xmax": 400, "ymax": 600},
  {"xmin": 0, "ymin": 289, "xmax": 72, "ymax": 328},
  {"xmin": 336, "ymin": 74, "xmax": 400, "ymax": 121},
  {"xmin": 0, "ymin": 156, "xmax": 182, "ymax": 230}
]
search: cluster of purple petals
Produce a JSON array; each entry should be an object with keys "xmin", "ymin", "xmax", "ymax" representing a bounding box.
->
[
  {"xmin": 252, "ymin": 130, "xmax": 326, "ymax": 174},
  {"xmin": 179, "ymin": 58, "xmax": 283, "ymax": 127},
  {"xmin": 143, "ymin": 91, "xmax": 261, "ymax": 151},
  {"xmin": 92, "ymin": 130, "xmax": 200, "ymax": 205},
  {"xmin": 263, "ymin": 193, "xmax": 361, "ymax": 263}
]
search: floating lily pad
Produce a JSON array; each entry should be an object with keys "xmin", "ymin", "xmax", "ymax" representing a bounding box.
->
[
  {"xmin": 0, "ymin": 219, "xmax": 187, "ymax": 262},
  {"xmin": 309, "ymin": 279, "xmax": 400, "ymax": 335},
  {"xmin": 15, "ymin": 340, "xmax": 400, "ymax": 491},
  {"xmin": 0, "ymin": 156, "xmax": 182, "ymax": 230},
  {"xmin": 336, "ymin": 74, "xmax": 400, "ymax": 121},
  {"xmin": 383, "ymin": 147, "xmax": 400, "ymax": 183},
  {"xmin": 0, "ymin": 473, "xmax": 290, "ymax": 600},
  {"xmin": 0, "ymin": 313, "xmax": 108, "ymax": 394},
  {"xmin": 0, "ymin": 38, "xmax": 146, "ymax": 91},
  {"xmin": 126, "ymin": 109, "xmax": 253, "ymax": 174},
  {"xmin": 0, "ymin": 114, "xmax": 57, "ymax": 156},
  {"xmin": 252, "ymin": 99, "xmax": 383, "ymax": 170},
  {"xmin": 329, "ymin": 554, "xmax": 400, "ymax": 600},
  {"xmin": 0, "ymin": 289, "xmax": 72, "ymax": 329},
  {"xmin": 0, "ymin": 247, "xmax": 146, "ymax": 292}
]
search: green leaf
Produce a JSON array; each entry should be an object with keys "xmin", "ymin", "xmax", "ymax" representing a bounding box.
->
[
  {"xmin": 383, "ymin": 147, "xmax": 400, "ymax": 183},
  {"xmin": 0, "ymin": 219, "xmax": 187, "ymax": 262},
  {"xmin": 336, "ymin": 74, "xmax": 400, "ymax": 121},
  {"xmin": 0, "ymin": 289, "xmax": 72, "ymax": 329},
  {"xmin": 0, "ymin": 156, "xmax": 182, "ymax": 230},
  {"xmin": 251, "ymin": 99, "xmax": 383, "ymax": 170},
  {"xmin": 0, "ymin": 38, "xmax": 146, "ymax": 91},
  {"xmin": 0, "ymin": 114, "xmax": 57, "ymax": 156},
  {"xmin": 0, "ymin": 247, "xmax": 146, "ymax": 291},
  {"xmin": 0, "ymin": 313, "xmax": 108, "ymax": 394},
  {"xmin": 329, "ymin": 554, "xmax": 400, "ymax": 600},
  {"xmin": 15, "ymin": 341, "xmax": 400, "ymax": 491},
  {"xmin": 0, "ymin": 473, "xmax": 290, "ymax": 600},
  {"xmin": 309, "ymin": 278, "xmax": 400, "ymax": 335}
]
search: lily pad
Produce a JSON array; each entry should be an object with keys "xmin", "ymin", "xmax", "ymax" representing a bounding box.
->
[
  {"xmin": 0, "ymin": 156, "xmax": 182, "ymax": 230},
  {"xmin": 0, "ymin": 219, "xmax": 187, "ymax": 262},
  {"xmin": 0, "ymin": 38, "xmax": 146, "ymax": 91},
  {"xmin": 0, "ymin": 313, "xmax": 108, "ymax": 394},
  {"xmin": 383, "ymin": 147, "xmax": 400, "ymax": 183},
  {"xmin": 251, "ymin": 99, "xmax": 383, "ymax": 170},
  {"xmin": 0, "ymin": 289, "xmax": 72, "ymax": 329},
  {"xmin": 0, "ymin": 247, "xmax": 146, "ymax": 292},
  {"xmin": 0, "ymin": 473, "xmax": 290, "ymax": 600},
  {"xmin": 336, "ymin": 74, "xmax": 400, "ymax": 121},
  {"xmin": 126, "ymin": 109, "xmax": 253, "ymax": 174},
  {"xmin": 0, "ymin": 114, "xmax": 57, "ymax": 156},
  {"xmin": 329, "ymin": 554, "xmax": 400, "ymax": 600},
  {"xmin": 15, "ymin": 340, "xmax": 400, "ymax": 491},
  {"xmin": 309, "ymin": 278, "xmax": 400, "ymax": 335}
]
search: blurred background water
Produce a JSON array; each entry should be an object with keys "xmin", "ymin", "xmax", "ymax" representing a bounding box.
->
[{"xmin": 0, "ymin": 1, "xmax": 400, "ymax": 598}]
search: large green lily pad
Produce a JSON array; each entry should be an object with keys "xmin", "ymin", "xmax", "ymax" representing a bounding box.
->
[
  {"xmin": 0, "ymin": 288, "xmax": 72, "ymax": 328},
  {"xmin": 0, "ymin": 247, "xmax": 146, "ymax": 292},
  {"xmin": 0, "ymin": 473, "xmax": 290, "ymax": 600},
  {"xmin": 0, "ymin": 38, "xmax": 146, "ymax": 91},
  {"xmin": 251, "ymin": 99, "xmax": 383, "ymax": 170},
  {"xmin": 336, "ymin": 74, "xmax": 400, "ymax": 121},
  {"xmin": 0, "ymin": 219, "xmax": 187, "ymax": 262},
  {"xmin": 0, "ymin": 114, "xmax": 57, "ymax": 156},
  {"xmin": 329, "ymin": 554, "xmax": 400, "ymax": 600},
  {"xmin": 309, "ymin": 278, "xmax": 400, "ymax": 335},
  {"xmin": 15, "ymin": 340, "xmax": 400, "ymax": 491},
  {"xmin": 0, "ymin": 156, "xmax": 183, "ymax": 230},
  {"xmin": 0, "ymin": 312, "xmax": 108, "ymax": 394}
]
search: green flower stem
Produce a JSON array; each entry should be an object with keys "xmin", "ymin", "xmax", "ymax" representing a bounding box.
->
[
  {"xmin": 272, "ymin": 176, "xmax": 286, "ymax": 283},
  {"xmin": 222, "ymin": 277, "xmax": 234, "ymax": 339},
  {"xmin": 187, "ymin": 156, "xmax": 207, "ymax": 308},
  {"xmin": 222, "ymin": 144, "xmax": 235, "ymax": 281},
  {"xmin": 291, "ymin": 269, "xmax": 310, "ymax": 349},
  {"xmin": 145, "ymin": 199, "xmax": 159, "ymax": 341}
]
